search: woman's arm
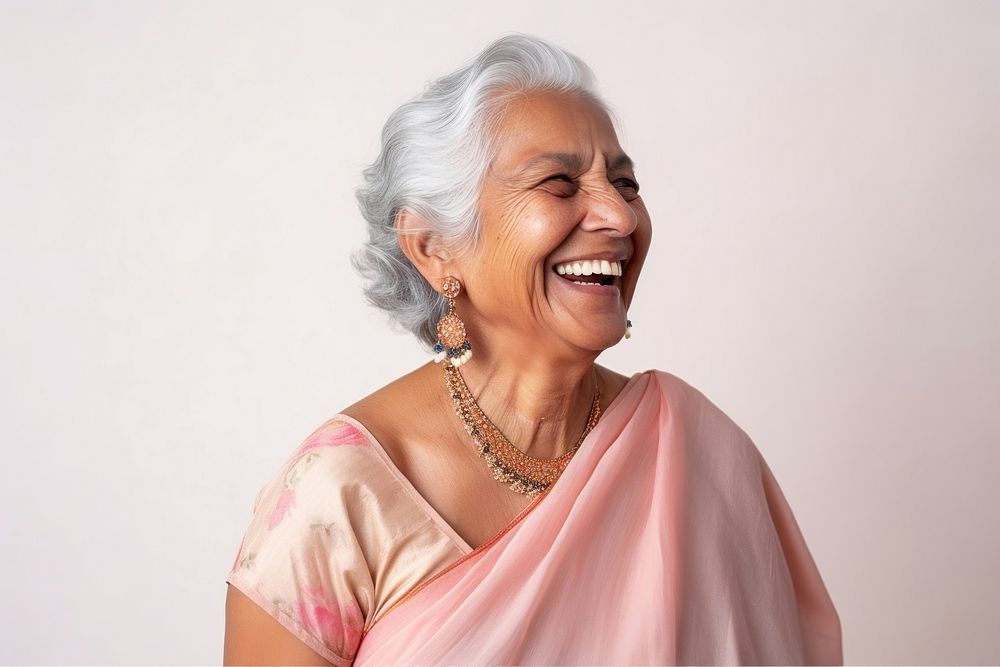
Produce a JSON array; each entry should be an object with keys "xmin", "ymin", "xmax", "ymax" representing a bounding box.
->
[{"xmin": 223, "ymin": 584, "xmax": 335, "ymax": 666}]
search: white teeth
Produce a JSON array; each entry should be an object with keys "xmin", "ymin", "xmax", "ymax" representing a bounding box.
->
[{"xmin": 554, "ymin": 259, "xmax": 623, "ymax": 277}]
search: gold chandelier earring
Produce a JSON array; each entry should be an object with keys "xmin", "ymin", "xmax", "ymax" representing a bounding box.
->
[{"xmin": 432, "ymin": 275, "xmax": 473, "ymax": 367}]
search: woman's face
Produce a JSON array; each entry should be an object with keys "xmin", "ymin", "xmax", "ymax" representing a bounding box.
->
[{"xmin": 457, "ymin": 89, "xmax": 652, "ymax": 359}]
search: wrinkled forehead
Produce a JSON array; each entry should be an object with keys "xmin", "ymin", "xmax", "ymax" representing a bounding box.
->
[{"xmin": 487, "ymin": 90, "xmax": 625, "ymax": 177}]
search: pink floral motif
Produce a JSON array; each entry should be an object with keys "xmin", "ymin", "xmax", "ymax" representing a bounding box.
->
[
  {"xmin": 266, "ymin": 421, "xmax": 366, "ymax": 532},
  {"xmin": 266, "ymin": 488, "xmax": 296, "ymax": 530},
  {"xmin": 295, "ymin": 585, "xmax": 364, "ymax": 656},
  {"xmin": 298, "ymin": 421, "xmax": 369, "ymax": 454}
]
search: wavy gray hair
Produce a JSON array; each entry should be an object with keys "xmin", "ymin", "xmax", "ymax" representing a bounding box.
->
[{"xmin": 352, "ymin": 32, "xmax": 619, "ymax": 349}]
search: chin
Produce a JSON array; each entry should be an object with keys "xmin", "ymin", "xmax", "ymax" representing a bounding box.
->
[{"xmin": 567, "ymin": 327, "xmax": 628, "ymax": 355}]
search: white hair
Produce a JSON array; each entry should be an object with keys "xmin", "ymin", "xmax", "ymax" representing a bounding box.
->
[{"xmin": 352, "ymin": 32, "xmax": 619, "ymax": 348}]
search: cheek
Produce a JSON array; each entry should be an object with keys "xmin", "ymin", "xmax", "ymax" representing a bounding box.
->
[
  {"xmin": 635, "ymin": 215, "xmax": 653, "ymax": 256},
  {"xmin": 624, "ymin": 213, "xmax": 653, "ymax": 299},
  {"xmin": 470, "ymin": 203, "xmax": 574, "ymax": 311},
  {"xmin": 477, "ymin": 231, "xmax": 547, "ymax": 307},
  {"xmin": 627, "ymin": 199, "xmax": 653, "ymax": 257},
  {"xmin": 488, "ymin": 199, "xmax": 574, "ymax": 268}
]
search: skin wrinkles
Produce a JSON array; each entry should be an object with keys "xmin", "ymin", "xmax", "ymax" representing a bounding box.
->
[{"xmin": 437, "ymin": 89, "xmax": 652, "ymax": 452}]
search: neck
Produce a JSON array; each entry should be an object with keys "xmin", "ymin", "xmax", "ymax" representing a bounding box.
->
[{"xmin": 446, "ymin": 333, "xmax": 601, "ymax": 460}]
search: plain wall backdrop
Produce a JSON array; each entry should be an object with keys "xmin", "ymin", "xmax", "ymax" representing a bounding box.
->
[{"xmin": 2, "ymin": 1, "xmax": 998, "ymax": 664}]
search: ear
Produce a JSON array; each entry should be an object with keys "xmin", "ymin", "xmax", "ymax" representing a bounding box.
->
[{"xmin": 395, "ymin": 207, "xmax": 457, "ymax": 292}]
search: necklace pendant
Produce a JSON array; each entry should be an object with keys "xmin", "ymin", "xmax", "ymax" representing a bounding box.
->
[{"xmin": 444, "ymin": 364, "xmax": 601, "ymax": 498}]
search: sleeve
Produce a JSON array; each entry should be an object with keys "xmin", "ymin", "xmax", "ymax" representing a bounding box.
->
[
  {"xmin": 755, "ymin": 448, "xmax": 844, "ymax": 666},
  {"xmin": 226, "ymin": 438, "xmax": 375, "ymax": 666}
]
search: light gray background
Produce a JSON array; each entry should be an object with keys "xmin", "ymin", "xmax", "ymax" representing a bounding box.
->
[{"xmin": 2, "ymin": 1, "xmax": 997, "ymax": 664}]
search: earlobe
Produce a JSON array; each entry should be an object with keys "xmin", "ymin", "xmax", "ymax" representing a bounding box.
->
[{"xmin": 395, "ymin": 207, "xmax": 457, "ymax": 290}]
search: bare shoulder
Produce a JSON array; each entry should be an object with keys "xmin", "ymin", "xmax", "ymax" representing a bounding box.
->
[
  {"xmin": 338, "ymin": 362, "xmax": 447, "ymax": 464},
  {"xmin": 341, "ymin": 363, "xmax": 433, "ymax": 416}
]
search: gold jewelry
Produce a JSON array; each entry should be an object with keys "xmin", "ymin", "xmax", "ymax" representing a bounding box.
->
[
  {"xmin": 432, "ymin": 276, "xmax": 473, "ymax": 367},
  {"xmin": 444, "ymin": 364, "xmax": 602, "ymax": 497}
]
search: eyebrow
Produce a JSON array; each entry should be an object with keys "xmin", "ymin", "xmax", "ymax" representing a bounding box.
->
[{"xmin": 515, "ymin": 151, "xmax": 636, "ymax": 174}]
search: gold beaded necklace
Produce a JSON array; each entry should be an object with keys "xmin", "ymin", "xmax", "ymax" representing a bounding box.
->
[{"xmin": 443, "ymin": 363, "xmax": 602, "ymax": 497}]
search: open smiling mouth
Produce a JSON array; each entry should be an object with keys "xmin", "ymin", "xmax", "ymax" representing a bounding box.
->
[{"xmin": 552, "ymin": 259, "xmax": 623, "ymax": 287}]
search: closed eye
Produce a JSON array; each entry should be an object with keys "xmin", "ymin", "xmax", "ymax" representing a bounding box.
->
[
  {"xmin": 614, "ymin": 177, "xmax": 640, "ymax": 199},
  {"xmin": 540, "ymin": 174, "xmax": 579, "ymax": 197},
  {"xmin": 540, "ymin": 174, "xmax": 640, "ymax": 199}
]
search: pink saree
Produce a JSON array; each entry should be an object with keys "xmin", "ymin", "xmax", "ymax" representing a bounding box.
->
[{"xmin": 353, "ymin": 370, "xmax": 842, "ymax": 665}]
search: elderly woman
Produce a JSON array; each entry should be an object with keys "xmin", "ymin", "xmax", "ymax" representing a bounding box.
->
[{"xmin": 223, "ymin": 33, "xmax": 842, "ymax": 665}]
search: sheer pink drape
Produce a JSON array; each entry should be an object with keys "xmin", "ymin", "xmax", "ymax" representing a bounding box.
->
[{"xmin": 355, "ymin": 370, "xmax": 842, "ymax": 665}]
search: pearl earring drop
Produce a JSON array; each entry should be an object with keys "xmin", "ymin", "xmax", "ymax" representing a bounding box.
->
[{"xmin": 432, "ymin": 276, "xmax": 473, "ymax": 367}]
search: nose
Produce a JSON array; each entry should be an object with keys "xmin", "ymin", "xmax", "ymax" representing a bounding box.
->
[{"xmin": 578, "ymin": 179, "xmax": 638, "ymax": 237}]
